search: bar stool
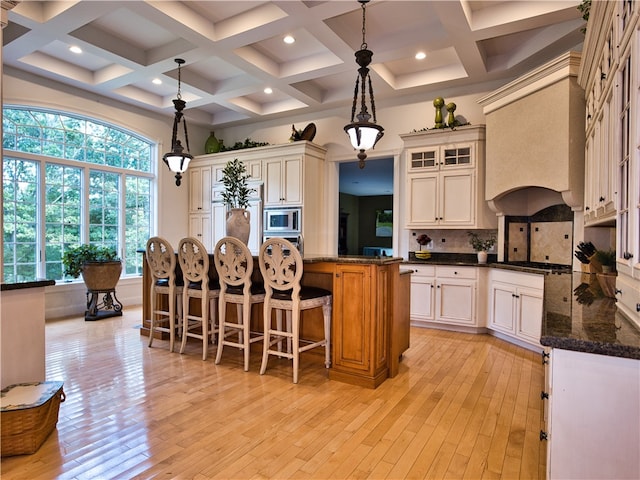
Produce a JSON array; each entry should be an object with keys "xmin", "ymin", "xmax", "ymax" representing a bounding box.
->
[
  {"xmin": 258, "ymin": 237, "xmax": 332, "ymax": 384},
  {"xmin": 177, "ymin": 237, "xmax": 220, "ymax": 361},
  {"xmin": 146, "ymin": 236, "xmax": 182, "ymax": 352},
  {"xmin": 213, "ymin": 236, "xmax": 265, "ymax": 371}
]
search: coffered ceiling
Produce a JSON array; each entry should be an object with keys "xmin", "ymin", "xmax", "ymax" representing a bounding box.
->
[{"xmin": 3, "ymin": 1, "xmax": 584, "ymax": 129}]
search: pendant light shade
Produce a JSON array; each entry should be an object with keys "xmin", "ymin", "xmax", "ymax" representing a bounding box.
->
[
  {"xmin": 344, "ymin": 0, "xmax": 384, "ymax": 169},
  {"xmin": 163, "ymin": 58, "xmax": 193, "ymax": 186}
]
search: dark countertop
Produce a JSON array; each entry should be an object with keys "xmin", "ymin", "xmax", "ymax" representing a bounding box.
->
[
  {"xmin": 304, "ymin": 254, "xmax": 404, "ymax": 265},
  {"xmin": 1, "ymin": 279, "xmax": 56, "ymax": 291},
  {"xmin": 541, "ymin": 272, "xmax": 640, "ymax": 360}
]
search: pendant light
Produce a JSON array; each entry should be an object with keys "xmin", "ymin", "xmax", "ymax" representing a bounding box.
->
[
  {"xmin": 344, "ymin": 0, "xmax": 384, "ymax": 169},
  {"xmin": 163, "ymin": 58, "xmax": 192, "ymax": 186}
]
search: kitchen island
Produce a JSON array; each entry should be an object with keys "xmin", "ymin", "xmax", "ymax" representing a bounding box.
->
[{"xmin": 140, "ymin": 252, "xmax": 408, "ymax": 388}]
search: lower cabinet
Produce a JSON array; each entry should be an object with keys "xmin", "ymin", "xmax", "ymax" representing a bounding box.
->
[
  {"xmin": 488, "ymin": 269, "xmax": 544, "ymax": 349},
  {"xmin": 188, "ymin": 213, "xmax": 211, "ymax": 249},
  {"xmin": 409, "ymin": 265, "xmax": 479, "ymax": 329},
  {"xmin": 543, "ymin": 348, "xmax": 640, "ymax": 479}
]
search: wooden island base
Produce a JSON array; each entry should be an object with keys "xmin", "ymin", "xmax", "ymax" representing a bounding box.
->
[{"xmin": 140, "ymin": 253, "xmax": 410, "ymax": 388}]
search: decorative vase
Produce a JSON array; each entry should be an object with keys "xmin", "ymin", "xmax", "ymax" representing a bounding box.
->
[
  {"xmin": 205, "ymin": 131, "xmax": 220, "ymax": 154},
  {"xmin": 477, "ymin": 251, "xmax": 488, "ymax": 264},
  {"xmin": 226, "ymin": 208, "xmax": 250, "ymax": 245}
]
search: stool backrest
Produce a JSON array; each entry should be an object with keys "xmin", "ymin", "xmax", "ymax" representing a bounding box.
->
[
  {"xmin": 178, "ymin": 237, "xmax": 209, "ymax": 285},
  {"xmin": 146, "ymin": 236, "xmax": 176, "ymax": 281},
  {"xmin": 214, "ymin": 236, "xmax": 253, "ymax": 294},
  {"xmin": 259, "ymin": 237, "xmax": 302, "ymax": 299}
]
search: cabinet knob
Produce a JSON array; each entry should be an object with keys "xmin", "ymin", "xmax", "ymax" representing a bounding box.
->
[
  {"xmin": 615, "ymin": 288, "xmax": 622, "ymax": 295},
  {"xmin": 585, "ymin": 206, "xmax": 590, "ymax": 211},
  {"xmin": 623, "ymin": 252, "xmax": 633, "ymax": 260},
  {"xmin": 636, "ymin": 304, "xmax": 640, "ymax": 312},
  {"xmin": 540, "ymin": 431, "xmax": 548, "ymax": 441},
  {"xmin": 599, "ymin": 196, "xmax": 605, "ymax": 202},
  {"xmin": 336, "ymin": 273, "xmax": 341, "ymax": 278},
  {"xmin": 540, "ymin": 391, "xmax": 549, "ymax": 400}
]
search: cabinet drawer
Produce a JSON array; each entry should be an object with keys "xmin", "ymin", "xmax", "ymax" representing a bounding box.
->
[
  {"xmin": 435, "ymin": 266, "xmax": 477, "ymax": 279},
  {"xmin": 407, "ymin": 264, "xmax": 435, "ymax": 277}
]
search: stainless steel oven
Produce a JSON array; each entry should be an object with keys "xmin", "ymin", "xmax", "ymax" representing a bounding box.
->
[{"xmin": 263, "ymin": 207, "xmax": 301, "ymax": 234}]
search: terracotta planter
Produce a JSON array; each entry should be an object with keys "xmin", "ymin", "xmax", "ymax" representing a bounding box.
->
[
  {"xmin": 81, "ymin": 261, "xmax": 122, "ymax": 291},
  {"xmin": 226, "ymin": 208, "xmax": 250, "ymax": 245}
]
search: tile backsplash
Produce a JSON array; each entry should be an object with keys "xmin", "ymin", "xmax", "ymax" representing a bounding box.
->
[{"xmin": 408, "ymin": 229, "xmax": 498, "ymax": 254}]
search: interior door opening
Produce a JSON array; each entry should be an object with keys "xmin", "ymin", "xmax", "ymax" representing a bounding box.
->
[{"xmin": 338, "ymin": 157, "xmax": 394, "ymax": 256}]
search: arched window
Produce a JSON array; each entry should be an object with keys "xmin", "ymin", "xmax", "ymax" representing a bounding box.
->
[{"xmin": 2, "ymin": 106, "xmax": 155, "ymax": 283}]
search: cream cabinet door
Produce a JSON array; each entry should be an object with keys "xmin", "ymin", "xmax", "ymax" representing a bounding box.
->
[
  {"xmin": 489, "ymin": 281, "xmax": 516, "ymax": 334},
  {"xmin": 410, "ymin": 275, "xmax": 435, "ymax": 323},
  {"xmin": 264, "ymin": 156, "xmax": 302, "ymax": 206},
  {"xmin": 407, "ymin": 174, "xmax": 438, "ymax": 226},
  {"xmin": 188, "ymin": 214, "xmax": 212, "ymax": 250},
  {"xmin": 516, "ymin": 286, "xmax": 544, "ymax": 345},
  {"xmin": 440, "ymin": 170, "xmax": 473, "ymax": 225},
  {"xmin": 189, "ymin": 165, "xmax": 212, "ymax": 214},
  {"xmin": 435, "ymin": 279, "xmax": 476, "ymax": 325}
]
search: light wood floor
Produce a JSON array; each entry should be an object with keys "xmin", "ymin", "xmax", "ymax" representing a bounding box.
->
[{"xmin": 1, "ymin": 307, "xmax": 545, "ymax": 480}]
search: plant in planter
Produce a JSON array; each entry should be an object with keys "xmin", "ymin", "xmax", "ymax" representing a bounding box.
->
[
  {"xmin": 594, "ymin": 249, "xmax": 616, "ymax": 273},
  {"xmin": 62, "ymin": 244, "xmax": 123, "ymax": 320},
  {"xmin": 467, "ymin": 231, "xmax": 496, "ymax": 264},
  {"xmin": 220, "ymin": 159, "xmax": 255, "ymax": 244}
]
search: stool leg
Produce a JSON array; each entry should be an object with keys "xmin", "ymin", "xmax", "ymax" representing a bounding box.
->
[
  {"xmin": 201, "ymin": 294, "xmax": 208, "ymax": 361},
  {"xmin": 260, "ymin": 302, "xmax": 272, "ymax": 375},
  {"xmin": 292, "ymin": 310, "xmax": 300, "ymax": 384},
  {"xmin": 323, "ymin": 300, "xmax": 332, "ymax": 368},
  {"xmin": 180, "ymin": 291, "xmax": 189, "ymax": 355},
  {"xmin": 148, "ymin": 286, "xmax": 156, "ymax": 348},
  {"xmin": 215, "ymin": 295, "xmax": 226, "ymax": 365},
  {"xmin": 168, "ymin": 288, "xmax": 175, "ymax": 353},
  {"xmin": 242, "ymin": 299, "xmax": 250, "ymax": 371}
]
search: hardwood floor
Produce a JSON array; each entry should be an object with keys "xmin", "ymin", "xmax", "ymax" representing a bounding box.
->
[{"xmin": 1, "ymin": 307, "xmax": 545, "ymax": 479}]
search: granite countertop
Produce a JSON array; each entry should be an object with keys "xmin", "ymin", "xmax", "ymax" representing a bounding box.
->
[
  {"xmin": 303, "ymin": 254, "xmax": 404, "ymax": 265},
  {"xmin": 541, "ymin": 272, "xmax": 640, "ymax": 360},
  {"xmin": 1, "ymin": 279, "xmax": 56, "ymax": 291}
]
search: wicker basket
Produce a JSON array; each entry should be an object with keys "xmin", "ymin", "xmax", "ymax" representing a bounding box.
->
[{"xmin": 1, "ymin": 381, "xmax": 65, "ymax": 457}]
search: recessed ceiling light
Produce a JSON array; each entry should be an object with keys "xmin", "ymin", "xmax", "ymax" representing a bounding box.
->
[
  {"xmin": 264, "ymin": 87, "xmax": 273, "ymax": 94},
  {"xmin": 415, "ymin": 52, "xmax": 426, "ymax": 60},
  {"xmin": 283, "ymin": 35, "xmax": 295, "ymax": 44},
  {"xmin": 152, "ymin": 78, "xmax": 162, "ymax": 85},
  {"xmin": 69, "ymin": 46, "xmax": 82, "ymax": 54}
]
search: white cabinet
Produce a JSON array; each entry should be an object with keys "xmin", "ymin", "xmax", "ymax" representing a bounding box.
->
[
  {"xmin": 489, "ymin": 269, "xmax": 544, "ymax": 349},
  {"xmin": 192, "ymin": 141, "xmax": 327, "ymax": 254},
  {"xmin": 401, "ymin": 126, "xmax": 496, "ymax": 229},
  {"xmin": 188, "ymin": 213, "xmax": 211, "ymax": 249},
  {"xmin": 264, "ymin": 156, "xmax": 302, "ymax": 206},
  {"xmin": 188, "ymin": 165, "xmax": 212, "ymax": 214},
  {"xmin": 544, "ymin": 348, "xmax": 640, "ymax": 479},
  {"xmin": 409, "ymin": 265, "xmax": 480, "ymax": 329},
  {"xmin": 409, "ymin": 265, "xmax": 435, "ymax": 323}
]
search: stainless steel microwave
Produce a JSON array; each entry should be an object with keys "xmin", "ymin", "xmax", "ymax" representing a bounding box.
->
[{"xmin": 263, "ymin": 207, "xmax": 301, "ymax": 233}]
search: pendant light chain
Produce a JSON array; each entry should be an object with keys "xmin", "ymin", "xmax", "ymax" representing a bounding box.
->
[{"xmin": 361, "ymin": 1, "xmax": 368, "ymax": 50}]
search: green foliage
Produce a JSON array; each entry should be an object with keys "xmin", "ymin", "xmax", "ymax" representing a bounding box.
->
[
  {"xmin": 595, "ymin": 249, "xmax": 616, "ymax": 267},
  {"xmin": 220, "ymin": 159, "xmax": 254, "ymax": 209},
  {"xmin": 219, "ymin": 138, "xmax": 269, "ymax": 152},
  {"xmin": 62, "ymin": 244, "xmax": 119, "ymax": 278},
  {"xmin": 577, "ymin": 0, "xmax": 591, "ymax": 34},
  {"xmin": 467, "ymin": 231, "xmax": 496, "ymax": 252}
]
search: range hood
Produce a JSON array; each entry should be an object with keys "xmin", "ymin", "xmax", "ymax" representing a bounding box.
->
[{"xmin": 478, "ymin": 52, "xmax": 585, "ymax": 217}]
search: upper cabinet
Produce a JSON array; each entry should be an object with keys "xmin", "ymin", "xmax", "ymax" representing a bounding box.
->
[
  {"xmin": 191, "ymin": 141, "xmax": 328, "ymax": 254},
  {"xmin": 188, "ymin": 165, "xmax": 212, "ymax": 214},
  {"xmin": 401, "ymin": 125, "xmax": 496, "ymax": 229},
  {"xmin": 578, "ymin": 0, "xmax": 640, "ymax": 325},
  {"xmin": 264, "ymin": 156, "xmax": 302, "ymax": 206}
]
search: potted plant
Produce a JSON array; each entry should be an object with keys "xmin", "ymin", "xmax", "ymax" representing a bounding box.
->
[
  {"xmin": 62, "ymin": 244, "xmax": 123, "ymax": 320},
  {"xmin": 220, "ymin": 159, "xmax": 255, "ymax": 244},
  {"xmin": 467, "ymin": 231, "xmax": 496, "ymax": 264},
  {"xmin": 594, "ymin": 249, "xmax": 616, "ymax": 273}
]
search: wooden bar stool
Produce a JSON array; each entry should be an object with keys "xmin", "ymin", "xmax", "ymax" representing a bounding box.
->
[
  {"xmin": 213, "ymin": 236, "xmax": 265, "ymax": 371},
  {"xmin": 145, "ymin": 236, "xmax": 182, "ymax": 352},
  {"xmin": 177, "ymin": 237, "xmax": 220, "ymax": 361},
  {"xmin": 258, "ymin": 237, "xmax": 332, "ymax": 384}
]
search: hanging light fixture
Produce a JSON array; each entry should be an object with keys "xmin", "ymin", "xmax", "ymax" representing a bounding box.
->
[
  {"xmin": 163, "ymin": 58, "xmax": 192, "ymax": 186},
  {"xmin": 344, "ymin": 0, "xmax": 384, "ymax": 169}
]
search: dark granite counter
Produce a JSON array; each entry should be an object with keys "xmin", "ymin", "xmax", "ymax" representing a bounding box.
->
[
  {"xmin": 1, "ymin": 279, "xmax": 56, "ymax": 291},
  {"xmin": 541, "ymin": 272, "xmax": 640, "ymax": 360},
  {"xmin": 304, "ymin": 254, "xmax": 403, "ymax": 265}
]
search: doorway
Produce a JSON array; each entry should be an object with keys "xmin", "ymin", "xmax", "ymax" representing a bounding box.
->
[{"xmin": 338, "ymin": 157, "xmax": 394, "ymax": 255}]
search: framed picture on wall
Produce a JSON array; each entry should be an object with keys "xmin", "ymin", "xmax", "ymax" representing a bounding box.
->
[{"xmin": 376, "ymin": 209, "xmax": 392, "ymax": 237}]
